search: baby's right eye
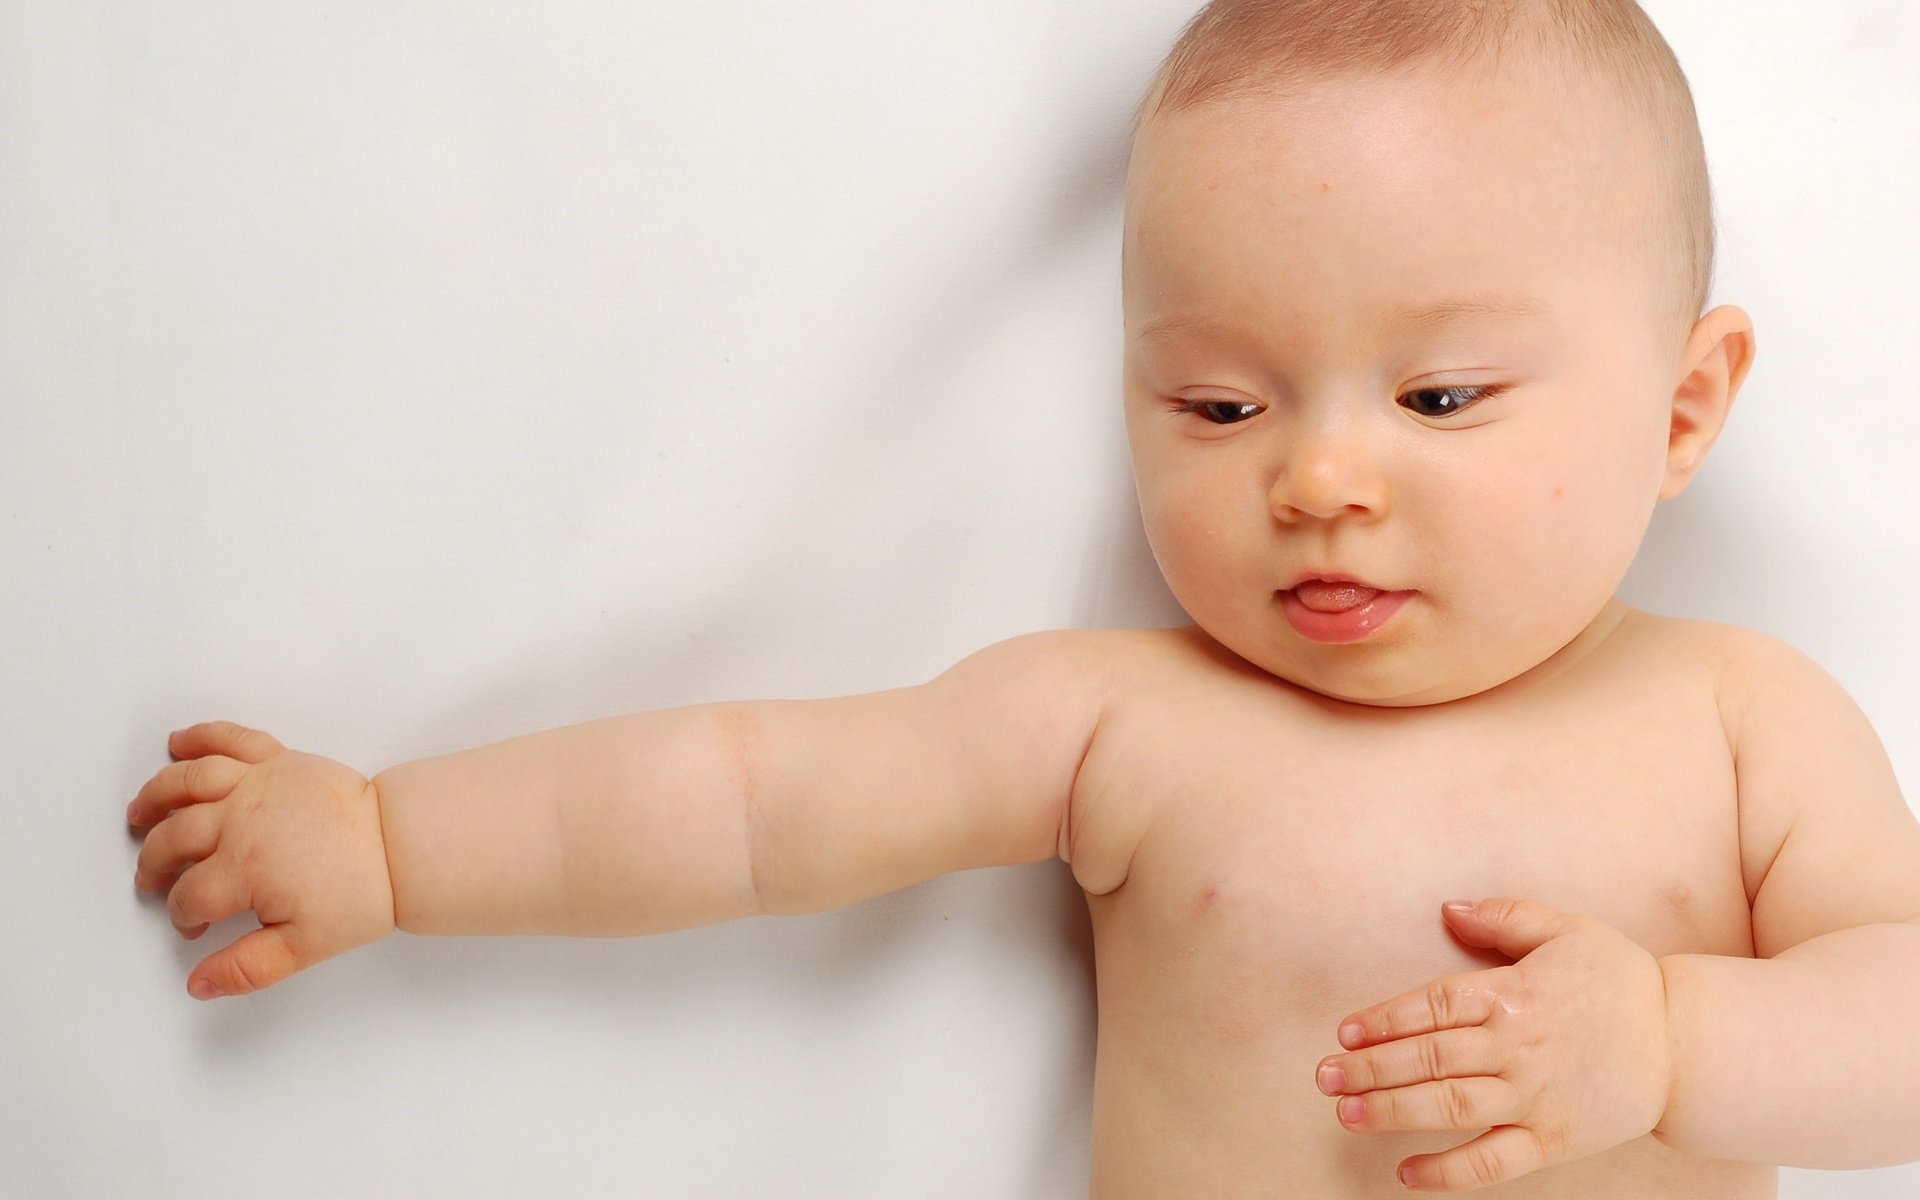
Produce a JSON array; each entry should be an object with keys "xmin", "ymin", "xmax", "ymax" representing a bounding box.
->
[{"xmin": 1173, "ymin": 399, "xmax": 1265, "ymax": 425}]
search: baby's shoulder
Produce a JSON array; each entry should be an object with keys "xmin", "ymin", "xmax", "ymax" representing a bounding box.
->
[
  {"xmin": 1615, "ymin": 608, "xmax": 1843, "ymax": 738},
  {"xmin": 1613, "ymin": 606, "xmax": 1754, "ymax": 663},
  {"xmin": 1026, "ymin": 624, "xmax": 1233, "ymax": 686}
]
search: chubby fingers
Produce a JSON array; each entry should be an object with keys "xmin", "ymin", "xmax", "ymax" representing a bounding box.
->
[
  {"xmin": 167, "ymin": 721, "xmax": 285, "ymax": 766},
  {"xmin": 164, "ymin": 856, "xmax": 256, "ymax": 946},
  {"xmin": 1318, "ymin": 1024, "xmax": 1504, "ymax": 1097},
  {"xmin": 134, "ymin": 801, "xmax": 221, "ymax": 894},
  {"xmin": 128, "ymin": 754, "xmax": 249, "ymax": 828},
  {"xmin": 1332, "ymin": 1073, "xmax": 1526, "ymax": 1134},
  {"xmin": 1317, "ymin": 1025, "xmax": 1525, "ymax": 1135},
  {"xmin": 1336, "ymin": 967, "xmax": 1513, "ymax": 1050}
]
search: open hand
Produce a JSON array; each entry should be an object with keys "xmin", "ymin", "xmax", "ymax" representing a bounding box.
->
[
  {"xmin": 128, "ymin": 721, "xmax": 395, "ymax": 1000},
  {"xmin": 1315, "ymin": 898, "xmax": 1671, "ymax": 1192}
]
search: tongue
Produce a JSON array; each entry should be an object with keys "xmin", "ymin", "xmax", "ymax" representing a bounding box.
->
[{"xmin": 1293, "ymin": 580, "xmax": 1382, "ymax": 613}]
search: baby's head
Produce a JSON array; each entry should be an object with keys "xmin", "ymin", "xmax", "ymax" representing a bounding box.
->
[{"xmin": 1121, "ymin": 0, "xmax": 1756, "ymax": 707}]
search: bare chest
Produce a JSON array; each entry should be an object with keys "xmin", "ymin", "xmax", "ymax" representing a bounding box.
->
[
  {"xmin": 1074, "ymin": 633, "xmax": 1768, "ymax": 1198},
  {"xmin": 1111, "ymin": 690, "xmax": 1751, "ymax": 1002}
]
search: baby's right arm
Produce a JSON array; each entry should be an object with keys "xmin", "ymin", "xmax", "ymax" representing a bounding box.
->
[{"xmin": 129, "ymin": 629, "xmax": 1115, "ymax": 998}]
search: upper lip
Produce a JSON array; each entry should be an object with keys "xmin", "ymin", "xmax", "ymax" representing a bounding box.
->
[{"xmin": 1282, "ymin": 569, "xmax": 1398, "ymax": 592}]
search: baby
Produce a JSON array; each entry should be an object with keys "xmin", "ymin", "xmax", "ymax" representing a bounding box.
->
[{"xmin": 127, "ymin": 1, "xmax": 1920, "ymax": 1196}]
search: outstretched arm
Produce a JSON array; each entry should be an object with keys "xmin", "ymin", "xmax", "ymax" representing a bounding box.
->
[{"xmin": 374, "ymin": 628, "xmax": 1116, "ymax": 937}]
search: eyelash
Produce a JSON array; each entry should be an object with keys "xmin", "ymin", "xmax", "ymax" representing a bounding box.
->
[{"xmin": 1171, "ymin": 384, "xmax": 1508, "ymax": 425}]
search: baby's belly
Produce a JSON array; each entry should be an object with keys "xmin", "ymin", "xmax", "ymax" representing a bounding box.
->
[
  {"xmin": 1082, "ymin": 883, "xmax": 1766, "ymax": 1190},
  {"xmin": 1084, "ymin": 1006, "xmax": 1776, "ymax": 1199}
]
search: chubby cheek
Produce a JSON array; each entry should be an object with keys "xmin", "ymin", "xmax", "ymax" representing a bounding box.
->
[
  {"xmin": 1138, "ymin": 466, "xmax": 1256, "ymax": 621},
  {"xmin": 1550, "ymin": 400, "xmax": 1668, "ymax": 566},
  {"xmin": 1439, "ymin": 423, "xmax": 1654, "ymax": 635}
]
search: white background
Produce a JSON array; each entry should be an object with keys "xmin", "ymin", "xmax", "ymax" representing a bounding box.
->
[{"xmin": 3, "ymin": 1, "xmax": 1914, "ymax": 1196}]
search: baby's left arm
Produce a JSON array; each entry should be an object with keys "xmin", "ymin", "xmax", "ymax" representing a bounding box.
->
[{"xmin": 1653, "ymin": 629, "xmax": 1920, "ymax": 1168}]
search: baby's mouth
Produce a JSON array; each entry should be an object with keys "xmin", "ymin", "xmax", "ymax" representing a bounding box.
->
[{"xmin": 1289, "ymin": 580, "xmax": 1385, "ymax": 614}]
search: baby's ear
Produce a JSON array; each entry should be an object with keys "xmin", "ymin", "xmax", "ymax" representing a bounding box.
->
[{"xmin": 1659, "ymin": 305, "xmax": 1756, "ymax": 501}]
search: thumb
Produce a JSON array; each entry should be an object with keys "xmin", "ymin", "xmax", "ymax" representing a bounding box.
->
[
  {"xmin": 1441, "ymin": 897, "xmax": 1574, "ymax": 960},
  {"xmin": 187, "ymin": 924, "xmax": 306, "ymax": 1001}
]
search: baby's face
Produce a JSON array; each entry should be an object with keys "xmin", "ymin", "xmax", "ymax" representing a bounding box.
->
[{"xmin": 1123, "ymin": 64, "xmax": 1688, "ymax": 707}]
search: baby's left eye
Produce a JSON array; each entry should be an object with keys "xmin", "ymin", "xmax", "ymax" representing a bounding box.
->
[
  {"xmin": 1172, "ymin": 399, "xmax": 1265, "ymax": 425},
  {"xmin": 1398, "ymin": 384, "xmax": 1503, "ymax": 419}
]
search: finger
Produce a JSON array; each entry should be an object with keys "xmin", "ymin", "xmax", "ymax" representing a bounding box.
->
[
  {"xmin": 1336, "ymin": 1074, "xmax": 1524, "ymax": 1134},
  {"xmin": 189, "ymin": 923, "xmax": 308, "ymax": 1001},
  {"xmin": 167, "ymin": 858, "xmax": 251, "ymax": 940},
  {"xmin": 1321, "ymin": 1025, "xmax": 1502, "ymax": 1096},
  {"xmin": 169, "ymin": 721, "xmax": 285, "ymax": 766},
  {"xmin": 135, "ymin": 803, "xmax": 222, "ymax": 891},
  {"xmin": 1400, "ymin": 1123, "xmax": 1549, "ymax": 1193},
  {"xmin": 129, "ymin": 755, "xmax": 248, "ymax": 827},
  {"xmin": 1338, "ymin": 967, "xmax": 1512, "ymax": 1049},
  {"xmin": 1445, "ymin": 897, "xmax": 1583, "ymax": 962}
]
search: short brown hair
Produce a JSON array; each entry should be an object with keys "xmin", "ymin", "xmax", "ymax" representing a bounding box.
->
[{"xmin": 1133, "ymin": 0, "xmax": 1715, "ymax": 342}]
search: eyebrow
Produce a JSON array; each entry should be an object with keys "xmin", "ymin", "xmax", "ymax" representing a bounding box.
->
[
  {"xmin": 1136, "ymin": 296, "xmax": 1552, "ymax": 342},
  {"xmin": 1390, "ymin": 296, "xmax": 1553, "ymax": 333}
]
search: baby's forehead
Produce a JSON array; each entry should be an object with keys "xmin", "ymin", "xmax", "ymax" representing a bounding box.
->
[
  {"xmin": 1123, "ymin": 76, "xmax": 1660, "ymax": 305},
  {"xmin": 1130, "ymin": 63, "xmax": 1639, "ymax": 197}
]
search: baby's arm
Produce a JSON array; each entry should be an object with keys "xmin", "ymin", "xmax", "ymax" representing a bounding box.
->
[
  {"xmin": 372, "ymin": 628, "xmax": 1112, "ymax": 937},
  {"xmin": 134, "ymin": 630, "xmax": 1113, "ymax": 998},
  {"xmin": 1652, "ymin": 630, "xmax": 1920, "ymax": 1168}
]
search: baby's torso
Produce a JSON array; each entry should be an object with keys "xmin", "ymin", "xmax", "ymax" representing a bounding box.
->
[{"xmin": 1071, "ymin": 608, "xmax": 1776, "ymax": 1199}]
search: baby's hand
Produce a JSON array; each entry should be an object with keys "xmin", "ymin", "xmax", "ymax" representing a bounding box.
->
[
  {"xmin": 127, "ymin": 721, "xmax": 395, "ymax": 1001},
  {"xmin": 1316, "ymin": 898, "xmax": 1671, "ymax": 1193}
]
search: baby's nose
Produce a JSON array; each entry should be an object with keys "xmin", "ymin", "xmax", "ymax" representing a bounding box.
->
[{"xmin": 1269, "ymin": 443, "xmax": 1387, "ymax": 522}]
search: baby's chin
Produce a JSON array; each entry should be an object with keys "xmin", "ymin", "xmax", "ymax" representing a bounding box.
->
[
  {"xmin": 1269, "ymin": 662, "xmax": 1503, "ymax": 709},
  {"xmin": 1199, "ymin": 620, "xmax": 1539, "ymax": 709},
  {"xmin": 1293, "ymin": 677, "xmax": 1495, "ymax": 709},
  {"xmin": 1199, "ymin": 592, "xmax": 1634, "ymax": 708}
]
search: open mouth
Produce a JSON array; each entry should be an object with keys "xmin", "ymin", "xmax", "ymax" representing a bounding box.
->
[
  {"xmin": 1289, "ymin": 579, "xmax": 1386, "ymax": 613},
  {"xmin": 1277, "ymin": 583, "xmax": 1414, "ymax": 644}
]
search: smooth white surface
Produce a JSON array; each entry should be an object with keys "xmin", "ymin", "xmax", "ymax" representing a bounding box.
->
[{"xmin": 3, "ymin": 1, "xmax": 1913, "ymax": 1195}]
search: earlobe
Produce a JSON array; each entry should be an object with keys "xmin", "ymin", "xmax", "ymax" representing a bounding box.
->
[{"xmin": 1659, "ymin": 305, "xmax": 1756, "ymax": 501}]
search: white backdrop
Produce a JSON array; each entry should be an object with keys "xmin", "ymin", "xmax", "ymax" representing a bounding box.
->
[{"xmin": 4, "ymin": 1, "xmax": 1914, "ymax": 1196}]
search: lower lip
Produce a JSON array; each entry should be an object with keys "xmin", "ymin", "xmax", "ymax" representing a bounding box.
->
[{"xmin": 1278, "ymin": 588, "xmax": 1415, "ymax": 644}]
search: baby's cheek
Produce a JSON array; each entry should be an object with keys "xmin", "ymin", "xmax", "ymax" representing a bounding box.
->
[
  {"xmin": 1511, "ymin": 457, "xmax": 1650, "ymax": 615},
  {"xmin": 1146, "ymin": 494, "xmax": 1240, "ymax": 604},
  {"xmin": 1145, "ymin": 499, "xmax": 1208, "ymax": 572}
]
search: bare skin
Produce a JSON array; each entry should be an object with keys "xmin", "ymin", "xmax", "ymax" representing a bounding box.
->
[
  {"xmin": 132, "ymin": 595, "xmax": 1919, "ymax": 1196},
  {"xmin": 1070, "ymin": 611, "xmax": 1777, "ymax": 1198},
  {"xmin": 1077, "ymin": 58, "xmax": 1919, "ymax": 1192},
  {"xmin": 129, "ymin": 47, "xmax": 1920, "ymax": 1200}
]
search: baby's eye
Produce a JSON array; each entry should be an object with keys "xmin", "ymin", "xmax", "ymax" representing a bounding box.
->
[
  {"xmin": 1173, "ymin": 399, "xmax": 1265, "ymax": 425},
  {"xmin": 1397, "ymin": 384, "xmax": 1503, "ymax": 419}
]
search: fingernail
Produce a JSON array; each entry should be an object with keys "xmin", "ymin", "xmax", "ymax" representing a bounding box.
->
[
  {"xmin": 1317, "ymin": 1063, "xmax": 1345, "ymax": 1094},
  {"xmin": 190, "ymin": 979, "xmax": 222, "ymax": 1000},
  {"xmin": 1401, "ymin": 1165, "xmax": 1418, "ymax": 1188},
  {"xmin": 1443, "ymin": 900, "xmax": 1474, "ymax": 914},
  {"xmin": 1339, "ymin": 1022, "xmax": 1365, "ymax": 1047}
]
